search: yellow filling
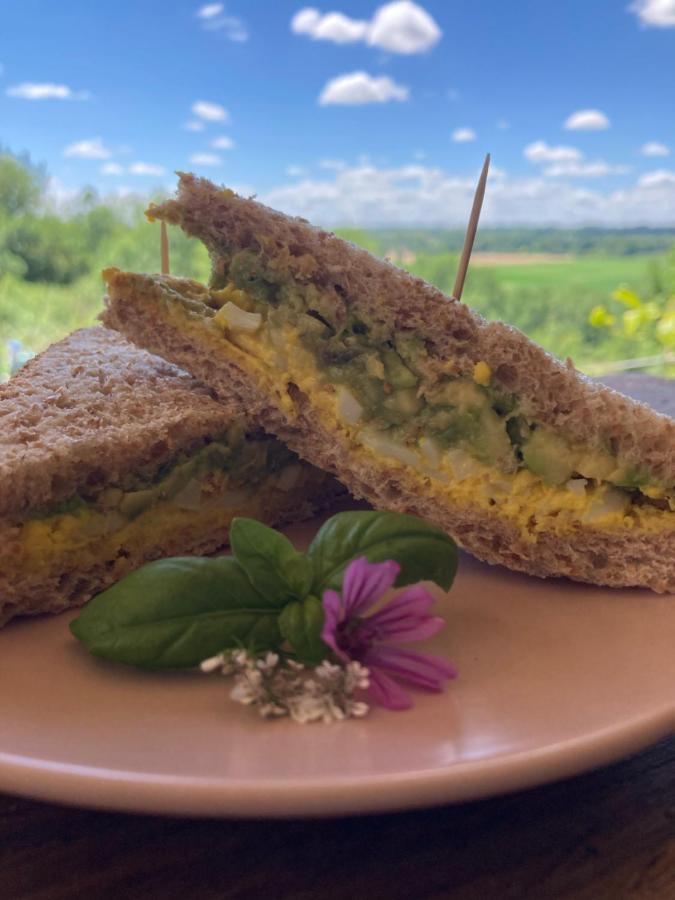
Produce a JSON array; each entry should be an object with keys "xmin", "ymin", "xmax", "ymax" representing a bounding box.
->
[
  {"xmin": 12, "ymin": 463, "xmax": 313, "ymax": 580},
  {"xmin": 165, "ymin": 297, "xmax": 675, "ymax": 540}
]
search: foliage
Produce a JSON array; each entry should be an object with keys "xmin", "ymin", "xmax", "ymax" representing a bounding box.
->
[
  {"xmin": 70, "ymin": 511, "xmax": 458, "ymax": 668},
  {"xmin": 0, "ymin": 150, "xmax": 45, "ymax": 217},
  {"xmin": 1, "ymin": 148, "xmax": 675, "ymax": 381},
  {"xmin": 346, "ymin": 227, "xmax": 675, "ymax": 258},
  {"xmin": 588, "ymin": 248, "xmax": 675, "ymax": 362}
]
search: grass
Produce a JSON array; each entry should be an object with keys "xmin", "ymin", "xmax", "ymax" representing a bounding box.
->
[
  {"xmin": 480, "ymin": 255, "xmax": 658, "ymax": 294},
  {"xmin": 1, "ymin": 248, "xmax": 673, "ymax": 380}
]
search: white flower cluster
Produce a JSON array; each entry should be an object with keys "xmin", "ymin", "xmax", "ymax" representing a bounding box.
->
[{"xmin": 200, "ymin": 650, "xmax": 370, "ymax": 724}]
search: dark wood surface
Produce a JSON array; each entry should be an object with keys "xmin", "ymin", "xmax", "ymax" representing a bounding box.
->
[{"xmin": 2, "ymin": 737, "xmax": 673, "ymax": 900}]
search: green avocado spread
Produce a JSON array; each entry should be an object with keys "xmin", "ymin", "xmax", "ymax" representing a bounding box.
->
[
  {"xmin": 204, "ymin": 247, "xmax": 672, "ymax": 509},
  {"xmin": 33, "ymin": 427, "xmax": 297, "ymax": 524}
]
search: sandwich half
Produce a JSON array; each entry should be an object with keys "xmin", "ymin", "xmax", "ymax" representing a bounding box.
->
[
  {"xmin": 0, "ymin": 327, "xmax": 341, "ymax": 625},
  {"xmin": 102, "ymin": 174, "xmax": 675, "ymax": 592}
]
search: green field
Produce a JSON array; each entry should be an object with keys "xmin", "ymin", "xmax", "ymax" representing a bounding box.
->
[
  {"xmin": 1, "ymin": 150, "xmax": 674, "ymax": 379},
  {"xmin": 1, "ymin": 245, "xmax": 673, "ymax": 380}
]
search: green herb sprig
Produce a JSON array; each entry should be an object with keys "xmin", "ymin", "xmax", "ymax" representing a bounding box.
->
[{"xmin": 70, "ymin": 510, "xmax": 458, "ymax": 669}]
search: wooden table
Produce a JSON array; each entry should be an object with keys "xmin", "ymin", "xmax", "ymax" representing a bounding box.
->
[{"xmin": 2, "ymin": 737, "xmax": 673, "ymax": 899}]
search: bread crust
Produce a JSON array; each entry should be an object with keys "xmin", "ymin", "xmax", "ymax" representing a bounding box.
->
[
  {"xmin": 0, "ymin": 484, "xmax": 339, "ymax": 627},
  {"xmin": 0, "ymin": 327, "xmax": 343, "ymax": 624},
  {"xmin": 149, "ymin": 174, "xmax": 675, "ymax": 485},
  {"xmin": 0, "ymin": 327, "xmax": 237, "ymax": 518},
  {"xmin": 102, "ymin": 276, "xmax": 675, "ymax": 593}
]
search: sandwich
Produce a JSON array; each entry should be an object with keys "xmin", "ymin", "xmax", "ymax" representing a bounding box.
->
[
  {"xmin": 102, "ymin": 173, "xmax": 675, "ymax": 593},
  {"xmin": 0, "ymin": 326, "xmax": 341, "ymax": 626}
]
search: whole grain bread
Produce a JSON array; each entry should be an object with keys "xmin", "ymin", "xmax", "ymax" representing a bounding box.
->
[
  {"xmin": 101, "ymin": 176, "xmax": 675, "ymax": 592},
  {"xmin": 0, "ymin": 327, "xmax": 343, "ymax": 624},
  {"xmin": 0, "ymin": 327, "xmax": 235, "ymax": 519},
  {"xmin": 0, "ymin": 482, "xmax": 338, "ymax": 627},
  {"xmin": 148, "ymin": 174, "xmax": 675, "ymax": 485},
  {"xmin": 103, "ymin": 269, "xmax": 675, "ymax": 593}
]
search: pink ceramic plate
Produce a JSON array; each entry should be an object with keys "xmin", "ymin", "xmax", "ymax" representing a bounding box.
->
[{"xmin": 1, "ymin": 517, "xmax": 673, "ymax": 818}]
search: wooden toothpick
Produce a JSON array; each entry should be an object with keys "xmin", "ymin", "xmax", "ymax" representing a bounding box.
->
[
  {"xmin": 452, "ymin": 153, "xmax": 490, "ymax": 301},
  {"xmin": 160, "ymin": 221, "xmax": 170, "ymax": 275}
]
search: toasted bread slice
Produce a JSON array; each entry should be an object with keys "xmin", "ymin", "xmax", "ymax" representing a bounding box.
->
[
  {"xmin": 0, "ymin": 327, "xmax": 342, "ymax": 625},
  {"xmin": 102, "ymin": 174, "xmax": 675, "ymax": 592}
]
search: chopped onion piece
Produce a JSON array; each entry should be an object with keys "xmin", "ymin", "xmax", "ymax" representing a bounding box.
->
[
  {"xmin": 360, "ymin": 431, "xmax": 419, "ymax": 467},
  {"xmin": 445, "ymin": 448, "xmax": 482, "ymax": 481},
  {"xmin": 216, "ymin": 302, "xmax": 262, "ymax": 334},
  {"xmin": 337, "ymin": 386, "xmax": 363, "ymax": 425},
  {"xmin": 566, "ymin": 477, "xmax": 588, "ymax": 497},
  {"xmin": 582, "ymin": 487, "xmax": 629, "ymax": 522},
  {"xmin": 419, "ymin": 436, "xmax": 441, "ymax": 469}
]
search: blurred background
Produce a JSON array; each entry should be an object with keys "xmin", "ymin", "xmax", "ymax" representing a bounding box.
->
[{"xmin": 1, "ymin": 0, "xmax": 675, "ymax": 379}]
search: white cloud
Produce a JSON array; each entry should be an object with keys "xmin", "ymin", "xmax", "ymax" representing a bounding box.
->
[
  {"xmin": 543, "ymin": 161, "xmax": 630, "ymax": 178},
  {"xmin": 211, "ymin": 135, "xmax": 235, "ymax": 149},
  {"xmin": 196, "ymin": 3, "xmax": 248, "ymax": 40},
  {"xmin": 184, "ymin": 120, "xmax": 205, "ymax": 132},
  {"xmin": 286, "ymin": 165, "xmax": 307, "ymax": 177},
  {"xmin": 257, "ymin": 162, "xmax": 675, "ymax": 227},
  {"xmin": 369, "ymin": 0, "xmax": 441, "ymax": 52},
  {"xmin": 497, "ymin": 119, "xmax": 510, "ymax": 130},
  {"xmin": 63, "ymin": 138, "xmax": 112, "ymax": 160},
  {"xmin": 451, "ymin": 127, "xmax": 476, "ymax": 142},
  {"xmin": 640, "ymin": 141, "xmax": 670, "ymax": 157},
  {"xmin": 291, "ymin": 9, "xmax": 368, "ymax": 42},
  {"xmin": 319, "ymin": 72, "xmax": 408, "ymax": 105},
  {"xmin": 291, "ymin": 2, "xmax": 441, "ymax": 53},
  {"xmin": 101, "ymin": 162, "xmax": 124, "ymax": 175},
  {"xmin": 638, "ymin": 169, "xmax": 675, "ymax": 187},
  {"xmin": 129, "ymin": 162, "xmax": 166, "ymax": 176},
  {"xmin": 197, "ymin": 3, "xmax": 223, "ymax": 17},
  {"xmin": 524, "ymin": 141, "xmax": 582, "ymax": 163},
  {"xmin": 630, "ymin": 0, "xmax": 675, "ymax": 26},
  {"xmin": 564, "ymin": 109, "xmax": 610, "ymax": 130},
  {"xmin": 190, "ymin": 152, "xmax": 223, "ymax": 166},
  {"xmin": 192, "ymin": 100, "xmax": 229, "ymax": 122},
  {"xmin": 6, "ymin": 82, "xmax": 89, "ymax": 100},
  {"xmin": 319, "ymin": 158, "xmax": 347, "ymax": 170}
]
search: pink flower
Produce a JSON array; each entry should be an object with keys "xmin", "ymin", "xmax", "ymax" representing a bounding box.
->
[{"xmin": 320, "ymin": 557, "xmax": 457, "ymax": 710}]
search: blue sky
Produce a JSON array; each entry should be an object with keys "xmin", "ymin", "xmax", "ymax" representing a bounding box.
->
[{"xmin": 1, "ymin": 0, "xmax": 675, "ymax": 225}]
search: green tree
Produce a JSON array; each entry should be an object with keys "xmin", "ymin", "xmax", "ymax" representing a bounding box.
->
[{"xmin": 0, "ymin": 150, "xmax": 45, "ymax": 216}]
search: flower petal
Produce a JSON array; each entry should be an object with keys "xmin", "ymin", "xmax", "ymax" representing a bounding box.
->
[
  {"xmin": 366, "ymin": 666, "xmax": 412, "ymax": 710},
  {"xmin": 366, "ymin": 585, "xmax": 445, "ymax": 643},
  {"xmin": 372, "ymin": 616, "xmax": 446, "ymax": 644},
  {"xmin": 365, "ymin": 645, "xmax": 457, "ymax": 692},
  {"xmin": 366, "ymin": 584, "xmax": 435, "ymax": 624},
  {"xmin": 342, "ymin": 556, "xmax": 400, "ymax": 617},
  {"xmin": 320, "ymin": 590, "xmax": 350, "ymax": 663}
]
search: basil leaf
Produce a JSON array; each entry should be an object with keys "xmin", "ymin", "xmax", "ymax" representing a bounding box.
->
[
  {"xmin": 230, "ymin": 517, "xmax": 313, "ymax": 603},
  {"xmin": 308, "ymin": 510, "xmax": 458, "ymax": 594},
  {"xmin": 278, "ymin": 595, "xmax": 328, "ymax": 666},
  {"xmin": 70, "ymin": 556, "xmax": 282, "ymax": 668}
]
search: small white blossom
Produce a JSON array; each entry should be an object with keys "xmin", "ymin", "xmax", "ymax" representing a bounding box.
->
[
  {"xmin": 199, "ymin": 649, "xmax": 370, "ymax": 724},
  {"xmin": 200, "ymin": 653, "xmax": 226, "ymax": 673}
]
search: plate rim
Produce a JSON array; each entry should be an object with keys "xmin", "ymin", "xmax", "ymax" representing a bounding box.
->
[{"xmin": 1, "ymin": 703, "xmax": 672, "ymax": 818}]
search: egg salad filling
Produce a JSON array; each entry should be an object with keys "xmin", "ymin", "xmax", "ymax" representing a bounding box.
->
[
  {"xmin": 11, "ymin": 427, "xmax": 307, "ymax": 574},
  {"xmin": 153, "ymin": 249, "xmax": 675, "ymax": 540}
]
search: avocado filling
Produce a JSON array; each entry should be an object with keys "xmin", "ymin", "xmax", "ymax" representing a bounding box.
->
[
  {"xmin": 25, "ymin": 426, "xmax": 299, "ymax": 532},
  {"xmin": 199, "ymin": 248, "xmax": 673, "ymax": 522}
]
